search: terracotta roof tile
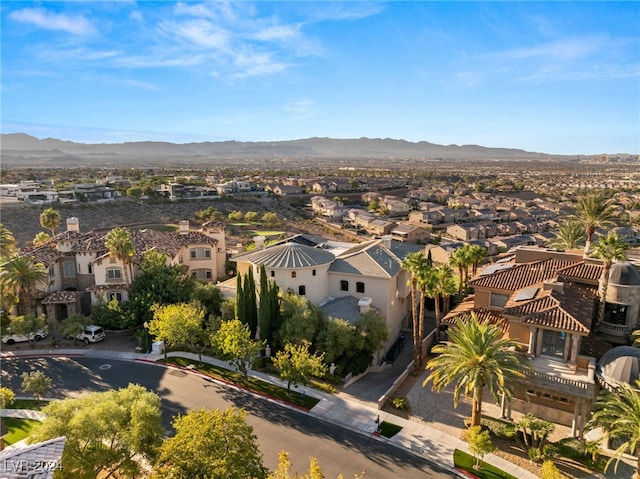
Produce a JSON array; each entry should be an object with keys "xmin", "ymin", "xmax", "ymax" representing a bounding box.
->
[
  {"xmin": 557, "ymin": 262, "xmax": 602, "ymax": 284},
  {"xmin": 469, "ymin": 258, "xmax": 577, "ymax": 292}
]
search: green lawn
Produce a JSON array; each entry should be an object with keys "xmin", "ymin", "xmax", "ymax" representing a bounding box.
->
[
  {"xmin": 3, "ymin": 417, "xmax": 41, "ymax": 446},
  {"xmin": 159, "ymin": 357, "xmax": 320, "ymax": 410},
  {"xmin": 453, "ymin": 449, "xmax": 518, "ymax": 479},
  {"xmin": 5, "ymin": 399, "xmax": 46, "ymax": 410},
  {"xmin": 130, "ymin": 224, "xmax": 178, "ymax": 232},
  {"xmin": 251, "ymin": 230, "xmax": 285, "ymax": 236},
  {"xmin": 378, "ymin": 421, "xmax": 402, "ymax": 438}
]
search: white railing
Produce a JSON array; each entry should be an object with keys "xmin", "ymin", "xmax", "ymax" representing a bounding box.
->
[
  {"xmin": 598, "ymin": 322, "xmax": 630, "ymax": 336},
  {"xmin": 521, "ymin": 369, "xmax": 595, "ymax": 398}
]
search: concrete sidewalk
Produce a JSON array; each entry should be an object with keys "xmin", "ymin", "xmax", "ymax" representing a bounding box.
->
[{"xmin": 1, "ymin": 347, "xmax": 538, "ymax": 478}]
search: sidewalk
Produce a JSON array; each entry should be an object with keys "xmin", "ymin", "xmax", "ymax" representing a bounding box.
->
[{"xmin": 1, "ymin": 347, "xmax": 538, "ymax": 478}]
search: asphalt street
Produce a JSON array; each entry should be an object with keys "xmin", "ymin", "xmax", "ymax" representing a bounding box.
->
[{"xmin": 1, "ymin": 356, "xmax": 455, "ymax": 479}]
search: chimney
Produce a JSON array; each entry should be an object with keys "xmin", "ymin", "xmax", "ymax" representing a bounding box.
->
[
  {"xmin": 254, "ymin": 235, "xmax": 266, "ymax": 249},
  {"xmin": 381, "ymin": 235, "xmax": 392, "ymax": 249},
  {"xmin": 179, "ymin": 220, "xmax": 189, "ymax": 235},
  {"xmin": 66, "ymin": 217, "xmax": 80, "ymax": 233},
  {"xmin": 358, "ymin": 297, "xmax": 372, "ymax": 314}
]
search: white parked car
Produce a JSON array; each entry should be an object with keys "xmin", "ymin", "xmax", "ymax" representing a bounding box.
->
[
  {"xmin": 65, "ymin": 324, "xmax": 106, "ymax": 344},
  {"xmin": 1, "ymin": 328, "xmax": 48, "ymax": 345}
]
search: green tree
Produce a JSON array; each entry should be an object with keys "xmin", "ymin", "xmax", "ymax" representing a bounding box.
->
[
  {"xmin": 126, "ymin": 250, "xmax": 194, "ymax": 327},
  {"xmin": 236, "ymin": 273, "xmax": 246, "ymax": 324},
  {"xmin": 149, "ymin": 302, "xmax": 208, "ymax": 361},
  {"xmin": 244, "ymin": 268, "xmax": 258, "ymax": 338},
  {"xmin": 39, "ymin": 207, "xmax": 61, "ymax": 238},
  {"xmin": 541, "ymin": 461, "xmax": 566, "ymax": 479},
  {"xmin": 277, "ymin": 293, "xmax": 324, "ymax": 349},
  {"xmin": 261, "ymin": 212, "xmax": 280, "ymax": 227},
  {"xmin": 228, "ymin": 210, "xmax": 244, "ymax": 222},
  {"xmin": 0, "ymin": 223, "xmax": 16, "ymax": 258},
  {"xmin": 30, "ymin": 384, "xmax": 163, "ymax": 479},
  {"xmin": 62, "ymin": 313, "xmax": 92, "ymax": 344},
  {"xmin": 0, "ymin": 255, "xmax": 48, "ymax": 315},
  {"xmin": 468, "ymin": 245, "xmax": 488, "ymax": 277},
  {"xmin": 245, "ymin": 211, "xmax": 259, "ymax": 223},
  {"xmin": 449, "ymin": 245, "xmax": 474, "ymax": 299},
  {"xmin": 154, "ymin": 407, "xmax": 267, "ymax": 479},
  {"xmin": 572, "ymin": 192, "xmax": 617, "ymax": 255},
  {"xmin": 424, "ymin": 312, "xmax": 531, "ymax": 427},
  {"xmin": 591, "ymin": 232, "xmax": 629, "ymax": 328},
  {"xmin": 586, "ymin": 379, "xmax": 640, "ymax": 479},
  {"xmin": 8, "ymin": 313, "xmax": 47, "ymax": 347},
  {"xmin": 126, "ymin": 185, "xmax": 143, "ymax": 200},
  {"xmin": 32, "ymin": 231, "xmax": 51, "ymax": 247},
  {"xmin": 268, "ymin": 451, "xmax": 366, "ymax": 479},
  {"xmin": 196, "ymin": 206, "xmax": 224, "ymax": 223},
  {"xmin": 546, "ymin": 221, "xmax": 586, "ymax": 251},
  {"xmin": 258, "ymin": 264, "xmax": 279, "ymax": 344},
  {"xmin": 0, "ymin": 386, "xmax": 15, "ymax": 409},
  {"xmin": 465, "ymin": 425, "xmax": 496, "ymax": 470},
  {"xmin": 21, "ymin": 371, "xmax": 51, "ymax": 403},
  {"xmin": 317, "ymin": 317, "xmax": 356, "ymax": 365},
  {"xmin": 513, "ymin": 413, "xmax": 555, "ymax": 456},
  {"xmin": 356, "ymin": 310, "xmax": 390, "ymax": 356},
  {"xmin": 190, "ymin": 281, "xmax": 222, "ymax": 318},
  {"xmin": 273, "ymin": 342, "xmax": 327, "ymax": 392},
  {"xmin": 210, "ymin": 319, "xmax": 263, "ymax": 378},
  {"xmin": 401, "ymin": 251, "xmax": 429, "ymax": 373},
  {"xmin": 105, "ymin": 227, "xmax": 135, "ymax": 286}
]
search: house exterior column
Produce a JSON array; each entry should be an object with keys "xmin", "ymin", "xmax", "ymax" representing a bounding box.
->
[
  {"xmin": 563, "ymin": 333, "xmax": 572, "ymax": 362},
  {"xmin": 536, "ymin": 328, "xmax": 545, "ymax": 356},
  {"xmin": 569, "ymin": 334, "xmax": 581, "ymax": 367},
  {"xmin": 528, "ymin": 327, "xmax": 538, "ymax": 355},
  {"xmin": 571, "ymin": 400, "xmax": 580, "ymax": 437}
]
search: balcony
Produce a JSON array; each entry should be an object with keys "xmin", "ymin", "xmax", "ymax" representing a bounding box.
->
[
  {"xmin": 521, "ymin": 356, "xmax": 596, "ymax": 399},
  {"xmin": 598, "ymin": 321, "xmax": 631, "ymax": 337}
]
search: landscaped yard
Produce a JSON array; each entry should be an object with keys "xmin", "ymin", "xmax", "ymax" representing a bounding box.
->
[
  {"xmin": 3, "ymin": 417, "xmax": 41, "ymax": 446},
  {"xmin": 454, "ymin": 449, "xmax": 518, "ymax": 479},
  {"xmin": 159, "ymin": 356, "xmax": 320, "ymax": 410}
]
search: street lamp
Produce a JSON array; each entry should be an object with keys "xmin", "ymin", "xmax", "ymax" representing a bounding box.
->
[{"xmin": 143, "ymin": 321, "xmax": 150, "ymax": 354}]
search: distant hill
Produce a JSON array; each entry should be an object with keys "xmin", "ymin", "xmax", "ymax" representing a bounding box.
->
[{"xmin": 0, "ymin": 133, "xmax": 569, "ymax": 167}]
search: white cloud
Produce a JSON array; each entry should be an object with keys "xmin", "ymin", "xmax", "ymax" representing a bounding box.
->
[
  {"xmin": 161, "ymin": 19, "xmax": 230, "ymax": 50},
  {"xmin": 9, "ymin": 7, "xmax": 96, "ymax": 35}
]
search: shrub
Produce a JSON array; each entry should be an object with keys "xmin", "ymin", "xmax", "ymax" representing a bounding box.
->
[
  {"xmin": 392, "ymin": 396, "xmax": 409, "ymax": 410},
  {"xmin": 541, "ymin": 460, "xmax": 565, "ymax": 479}
]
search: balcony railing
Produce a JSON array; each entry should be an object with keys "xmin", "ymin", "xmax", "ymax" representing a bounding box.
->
[
  {"xmin": 520, "ymin": 368, "xmax": 595, "ymax": 399},
  {"xmin": 598, "ymin": 322, "xmax": 631, "ymax": 336}
]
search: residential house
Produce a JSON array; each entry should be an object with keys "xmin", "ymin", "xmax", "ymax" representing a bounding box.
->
[{"xmin": 390, "ymin": 223, "xmax": 430, "ymax": 243}]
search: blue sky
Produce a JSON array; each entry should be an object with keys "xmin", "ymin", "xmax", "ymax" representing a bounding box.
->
[{"xmin": 1, "ymin": 1, "xmax": 638, "ymax": 155}]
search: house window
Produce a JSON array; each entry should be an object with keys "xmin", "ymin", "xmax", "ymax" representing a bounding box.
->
[
  {"xmin": 190, "ymin": 247, "xmax": 212, "ymax": 259},
  {"xmin": 191, "ymin": 269, "xmax": 213, "ymax": 281},
  {"xmin": 107, "ymin": 268, "xmax": 122, "ymax": 281},
  {"xmin": 356, "ymin": 282, "xmax": 365, "ymax": 294},
  {"xmin": 490, "ymin": 293, "xmax": 509, "ymax": 308},
  {"xmin": 271, "ymin": 270, "xmax": 275, "ymax": 277},
  {"xmin": 312, "ymin": 269, "xmax": 316, "ymax": 276},
  {"xmin": 63, "ymin": 261, "xmax": 76, "ymax": 278},
  {"xmin": 107, "ymin": 292, "xmax": 123, "ymax": 302},
  {"xmin": 541, "ymin": 330, "xmax": 565, "ymax": 359},
  {"xmin": 291, "ymin": 271, "xmax": 296, "ymax": 278},
  {"xmin": 48, "ymin": 266, "xmax": 55, "ymax": 278},
  {"xmin": 340, "ymin": 280, "xmax": 349, "ymax": 291},
  {"xmin": 88, "ymin": 264, "xmax": 93, "ymax": 274},
  {"xmin": 299, "ymin": 285, "xmax": 306, "ymax": 296},
  {"xmin": 604, "ymin": 303, "xmax": 628, "ymax": 325}
]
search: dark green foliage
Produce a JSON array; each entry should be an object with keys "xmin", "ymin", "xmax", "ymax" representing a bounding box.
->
[
  {"xmin": 125, "ymin": 251, "xmax": 195, "ymax": 328},
  {"xmin": 91, "ymin": 299, "xmax": 128, "ymax": 330},
  {"xmin": 236, "ymin": 273, "xmax": 246, "ymax": 324},
  {"xmin": 190, "ymin": 282, "xmax": 222, "ymax": 317},
  {"xmin": 244, "ymin": 268, "xmax": 258, "ymax": 338},
  {"xmin": 276, "ymin": 293, "xmax": 324, "ymax": 350},
  {"xmin": 258, "ymin": 265, "xmax": 280, "ymax": 345}
]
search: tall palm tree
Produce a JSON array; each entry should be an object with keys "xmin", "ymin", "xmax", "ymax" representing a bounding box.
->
[
  {"xmin": 591, "ymin": 232, "xmax": 629, "ymax": 328},
  {"xmin": 449, "ymin": 245, "xmax": 473, "ymax": 299},
  {"xmin": 586, "ymin": 379, "xmax": 640, "ymax": 479},
  {"xmin": 0, "ymin": 224, "xmax": 16, "ymax": 259},
  {"xmin": 33, "ymin": 232, "xmax": 52, "ymax": 247},
  {"xmin": 572, "ymin": 193, "xmax": 617, "ymax": 256},
  {"xmin": 0, "ymin": 256, "xmax": 48, "ymax": 315},
  {"xmin": 468, "ymin": 245, "xmax": 488, "ymax": 277},
  {"xmin": 39, "ymin": 207, "xmax": 61, "ymax": 239},
  {"xmin": 546, "ymin": 221, "xmax": 586, "ymax": 251},
  {"xmin": 105, "ymin": 227, "xmax": 135, "ymax": 286},
  {"xmin": 424, "ymin": 312, "xmax": 531, "ymax": 427},
  {"xmin": 402, "ymin": 251, "xmax": 429, "ymax": 372},
  {"xmin": 422, "ymin": 264, "xmax": 457, "ymax": 344}
]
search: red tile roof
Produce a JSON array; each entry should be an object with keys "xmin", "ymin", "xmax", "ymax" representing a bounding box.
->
[{"xmin": 469, "ymin": 258, "xmax": 578, "ymax": 292}]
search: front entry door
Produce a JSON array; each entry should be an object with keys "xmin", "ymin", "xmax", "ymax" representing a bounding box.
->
[{"xmin": 541, "ymin": 330, "xmax": 565, "ymax": 360}]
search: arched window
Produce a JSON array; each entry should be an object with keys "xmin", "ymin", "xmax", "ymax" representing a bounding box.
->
[
  {"xmin": 340, "ymin": 280, "xmax": 349, "ymax": 291},
  {"xmin": 291, "ymin": 271, "xmax": 297, "ymax": 278},
  {"xmin": 298, "ymin": 285, "xmax": 306, "ymax": 296},
  {"xmin": 356, "ymin": 282, "xmax": 365, "ymax": 293}
]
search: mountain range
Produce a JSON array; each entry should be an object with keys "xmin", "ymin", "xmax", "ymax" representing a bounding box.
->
[{"xmin": 0, "ymin": 133, "xmax": 574, "ymax": 168}]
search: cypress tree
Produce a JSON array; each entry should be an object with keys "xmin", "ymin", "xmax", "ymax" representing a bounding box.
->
[
  {"xmin": 236, "ymin": 273, "xmax": 246, "ymax": 325},
  {"xmin": 268, "ymin": 280, "xmax": 280, "ymax": 346},
  {"xmin": 244, "ymin": 267, "xmax": 258, "ymax": 338},
  {"xmin": 258, "ymin": 265, "xmax": 271, "ymax": 343}
]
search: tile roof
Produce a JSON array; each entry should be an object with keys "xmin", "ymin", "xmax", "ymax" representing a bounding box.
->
[
  {"xmin": 234, "ymin": 242, "xmax": 335, "ymax": 268},
  {"xmin": 41, "ymin": 291, "xmax": 86, "ymax": 304},
  {"xmin": 442, "ymin": 307, "xmax": 509, "ymax": 333},
  {"xmin": 557, "ymin": 262, "xmax": 602, "ymax": 284},
  {"xmin": 0, "ymin": 436, "xmax": 66, "ymax": 479},
  {"xmin": 329, "ymin": 242, "xmax": 402, "ymax": 277},
  {"xmin": 17, "ymin": 244, "xmax": 62, "ymax": 266},
  {"xmin": 321, "ymin": 296, "xmax": 365, "ymax": 325},
  {"xmin": 469, "ymin": 258, "xmax": 578, "ymax": 292}
]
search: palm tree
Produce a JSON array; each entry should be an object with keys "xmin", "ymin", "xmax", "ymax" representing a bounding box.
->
[
  {"xmin": 0, "ymin": 224, "xmax": 16, "ymax": 258},
  {"xmin": 572, "ymin": 193, "xmax": 617, "ymax": 256},
  {"xmin": 0, "ymin": 256, "xmax": 48, "ymax": 315},
  {"xmin": 402, "ymin": 251, "xmax": 429, "ymax": 372},
  {"xmin": 546, "ymin": 221, "xmax": 586, "ymax": 251},
  {"xmin": 424, "ymin": 312, "xmax": 531, "ymax": 427},
  {"xmin": 591, "ymin": 232, "xmax": 629, "ymax": 328},
  {"xmin": 39, "ymin": 207, "xmax": 61, "ymax": 239},
  {"xmin": 105, "ymin": 227, "xmax": 135, "ymax": 286},
  {"xmin": 586, "ymin": 379, "xmax": 640, "ymax": 479},
  {"xmin": 449, "ymin": 245, "xmax": 473, "ymax": 299},
  {"xmin": 33, "ymin": 232, "xmax": 51, "ymax": 247},
  {"xmin": 468, "ymin": 245, "xmax": 488, "ymax": 277},
  {"xmin": 422, "ymin": 264, "xmax": 456, "ymax": 344}
]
